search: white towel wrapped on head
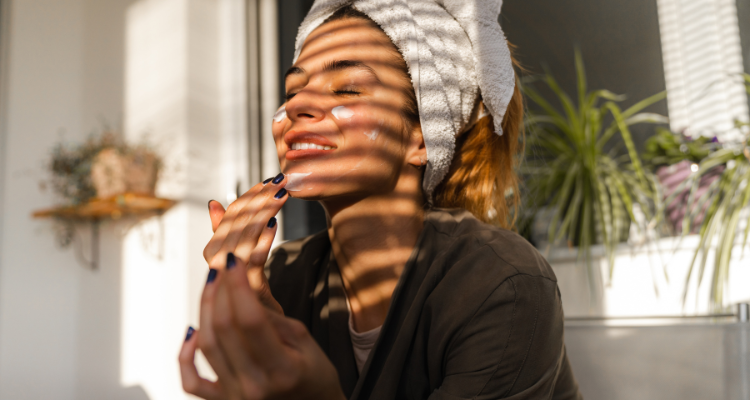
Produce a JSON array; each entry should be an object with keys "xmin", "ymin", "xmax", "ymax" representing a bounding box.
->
[{"xmin": 293, "ymin": 0, "xmax": 515, "ymax": 199}]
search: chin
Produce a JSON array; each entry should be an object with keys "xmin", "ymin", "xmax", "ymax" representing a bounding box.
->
[
  {"xmin": 286, "ymin": 183, "xmax": 376, "ymax": 204},
  {"xmin": 286, "ymin": 187, "xmax": 322, "ymax": 200}
]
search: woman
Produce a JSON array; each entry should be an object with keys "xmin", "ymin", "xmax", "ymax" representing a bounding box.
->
[{"xmin": 179, "ymin": 1, "xmax": 582, "ymax": 399}]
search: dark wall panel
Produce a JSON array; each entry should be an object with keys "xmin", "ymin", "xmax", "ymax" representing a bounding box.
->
[{"xmin": 502, "ymin": 0, "xmax": 669, "ymax": 148}]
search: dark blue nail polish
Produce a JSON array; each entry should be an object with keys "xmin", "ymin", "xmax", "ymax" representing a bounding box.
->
[
  {"xmin": 274, "ymin": 188, "xmax": 287, "ymax": 199},
  {"xmin": 272, "ymin": 173, "xmax": 285, "ymax": 184},
  {"xmin": 267, "ymin": 217, "xmax": 277, "ymax": 228},
  {"xmin": 185, "ymin": 326, "xmax": 195, "ymax": 341},
  {"xmin": 207, "ymin": 268, "xmax": 218, "ymax": 284},
  {"xmin": 226, "ymin": 253, "xmax": 236, "ymax": 269},
  {"xmin": 262, "ymin": 177, "xmax": 273, "ymax": 185}
]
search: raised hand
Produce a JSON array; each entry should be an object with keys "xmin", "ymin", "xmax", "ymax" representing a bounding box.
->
[
  {"xmin": 179, "ymin": 254, "xmax": 346, "ymax": 400},
  {"xmin": 203, "ymin": 174, "xmax": 289, "ymax": 315}
]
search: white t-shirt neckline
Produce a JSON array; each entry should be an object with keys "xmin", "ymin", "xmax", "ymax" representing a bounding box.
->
[{"xmin": 345, "ymin": 295, "xmax": 382, "ymax": 373}]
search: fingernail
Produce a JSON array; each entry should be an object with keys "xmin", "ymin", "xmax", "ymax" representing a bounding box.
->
[
  {"xmin": 272, "ymin": 173, "xmax": 285, "ymax": 184},
  {"xmin": 206, "ymin": 268, "xmax": 218, "ymax": 284},
  {"xmin": 226, "ymin": 252, "xmax": 236, "ymax": 269},
  {"xmin": 207, "ymin": 200, "xmax": 214, "ymax": 210},
  {"xmin": 262, "ymin": 177, "xmax": 274, "ymax": 185},
  {"xmin": 267, "ymin": 217, "xmax": 277, "ymax": 228},
  {"xmin": 274, "ymin": 188, "xmax": 287, "ymax": 199},
  {"xmin": 185, "ymin": 326, "xmax": 195, "ymax": 341}
]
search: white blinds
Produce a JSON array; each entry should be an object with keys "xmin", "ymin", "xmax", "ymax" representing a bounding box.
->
[{"xmin": 656, "ymin": 0, "xmax": 749, "ymax": 141}]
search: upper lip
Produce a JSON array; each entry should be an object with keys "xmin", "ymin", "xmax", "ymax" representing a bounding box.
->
[{"xmin": 284, "ymin": 131, "xmax": 337, "ymax": 149}]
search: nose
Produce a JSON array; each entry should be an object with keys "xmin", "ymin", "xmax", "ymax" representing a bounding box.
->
[{"xmin": 285, "ymin": 87, "xmax": 327, "ymax": 123}]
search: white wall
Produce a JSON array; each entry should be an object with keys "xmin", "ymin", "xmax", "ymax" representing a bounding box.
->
[
  {"xmin": 0, "ymin": 1, "xmax": 135, "ymax": 399},
  {"xmin": 549, "ymin": 236, "xmax": 750, "ymax": 318},
  {"xmin": 0, "ymin": 1, "xmax": 248, "ymax": 399}
]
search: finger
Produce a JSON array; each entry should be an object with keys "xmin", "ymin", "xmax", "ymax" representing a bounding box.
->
[
  {"xmin": 229, "ymin": 186, "xmax": 288, "ymax": 266},
  {"xmin": 178, "ymin": 327, "xmax": 225, "ymax": 400},
  {"xmin": 213, "ymin": 257, "xmax": 267, "ymax": 396},
  {"xmin": 208, "ymin": 200, "xmax": 226, "ymax": 233},
  {"xmin": 204, "ymin": 175, "xmax": 285, "ymax": 266},
  {"xmin": 198, "ymin": 269, "xmax": 240, "ymax": 392},
  {"xmin": 247, "ymin": 217, "xmax": 284, "ymax": 315},
  {"xmin": 208, "ymin": 181, "xmax": 288, "ymax": 270},
  {"xmin": 203, "ymin": 176, "xmax": 278, "ymax": 264},
  {"xmin": 225, "ymin": 253, "xmax": 289, "ymax": 369}
]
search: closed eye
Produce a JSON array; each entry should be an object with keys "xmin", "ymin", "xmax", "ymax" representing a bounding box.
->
[
  {"xmin": 285, "ymin": 92, "xmax": 298, "ymax": 101},
  {"xmin": 334, "ymin": 89, "xmax": 360, "ymax": 96}
]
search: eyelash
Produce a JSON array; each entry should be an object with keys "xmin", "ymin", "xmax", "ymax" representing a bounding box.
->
[
  {"xmin": 334, "ymin": 89, "xmax": 360, "ymax": 96},
  {"xmin": 285, "ymin": 89, "xmax": 361, "ymax": 101}
]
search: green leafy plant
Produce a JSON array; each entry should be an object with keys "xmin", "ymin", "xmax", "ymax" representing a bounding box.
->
[
  {"xmin": 522, "ymin": 50, "xmax": 667, "ymax": 279},
  {"xmin": 644, "ymin": 129, "xmax": 720, "ymax": 235},
  {"xmin": 643, "ymin": 128, "xmax": 715, "ymax": 168},
  {"xmin": 681, "ymin": 73, "xmax": 750, "ymax": 310}
]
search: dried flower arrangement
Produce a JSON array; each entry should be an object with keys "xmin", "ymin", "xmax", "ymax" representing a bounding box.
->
[{"xmin": 47, "ymin": 132, "xmax": 162, "ymax": 205}]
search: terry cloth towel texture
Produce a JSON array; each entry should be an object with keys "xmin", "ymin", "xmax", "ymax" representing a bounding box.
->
[{"xmin": 292, "ymin": 0, "xmax": 516, "ymax": 199}]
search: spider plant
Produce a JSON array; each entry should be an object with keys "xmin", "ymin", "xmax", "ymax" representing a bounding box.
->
[
  {"xmin": 522, "ymin": 50, "xmax": 667, "ymax": 281},
  {"xmin": 681, "ymin": 73, "xmax": 750, "ymax": 311}
]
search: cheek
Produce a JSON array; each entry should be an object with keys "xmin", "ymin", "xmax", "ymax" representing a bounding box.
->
[
  {"xmin": 333, "ymin": 105, "xmax": 388, "ymax": 142},
  {"xmin": 363, "ymin": 129, "xmax": 379, "ymax": 141},
  {"xmin": 271, "ymin": 105, "xmax": 287, "ymax": 146},
  {"xmin": 332, "ymin": 105, "xmax": 355, "ymax": 120},
  {"xmin": 362, "ymin": 119, "xmax": 386, "ymax": 141},
  {"xmin": 273, "ymin": 105, "xmax": 287, "ymax": 122}
]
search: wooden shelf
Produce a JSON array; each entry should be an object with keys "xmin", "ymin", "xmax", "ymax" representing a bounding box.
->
[{"xmin": 33, "ymin": 193, "xmax": 177, "ymax": 220}]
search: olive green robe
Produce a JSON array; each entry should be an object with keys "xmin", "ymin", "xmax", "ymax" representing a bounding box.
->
[{"xmin": 266, "ymin": 208, "xmax": 582, "ymax": 400}]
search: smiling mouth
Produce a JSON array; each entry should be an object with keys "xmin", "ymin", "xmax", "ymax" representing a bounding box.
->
[{"xmin": 290, "ymin": 142, "xmax": 335, "ymax": 151}]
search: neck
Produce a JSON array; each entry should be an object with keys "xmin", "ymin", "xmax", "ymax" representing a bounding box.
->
[{"xmin": 321, "ymin": 169, "xmax": 425, "ymax": 332}]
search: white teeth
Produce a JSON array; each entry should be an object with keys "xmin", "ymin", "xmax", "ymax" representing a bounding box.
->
[{"xmin": 291, "ymin": 142, "xmax": 334, "ymax": 151}]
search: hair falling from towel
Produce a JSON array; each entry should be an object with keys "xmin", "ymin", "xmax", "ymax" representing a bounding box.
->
[{"xmin": 434, "ymin": 80, "xmax": 524, "ymax": 229}]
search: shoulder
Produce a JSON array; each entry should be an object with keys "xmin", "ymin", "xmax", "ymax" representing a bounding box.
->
[
  {"xmin": 418, "ymin": 209, "xmax": 561, "ymax": 336},
  {"xmin": 423, "ymin": 208, "xmax": 556, "ymax": 283},
  {"xmin": 268, "ymin": 230, "xmax": 329, "ymax": 265},
  {"xmin": 265, "ymin": 230, "xmax": 330, "ymax": 282},
  {"xmin": 264, "ymin": 231, "xmax": 331, "ymax": 321}
]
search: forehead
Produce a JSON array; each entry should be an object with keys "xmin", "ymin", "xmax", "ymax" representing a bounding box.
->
[{"xmin": 295, "ymin": 18, "xmax": 401, "ymax": 71}]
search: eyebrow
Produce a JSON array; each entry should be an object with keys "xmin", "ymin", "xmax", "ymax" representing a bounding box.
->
[{"xmin": 284, "ymin": 60, "xmax": 381, "ymax": 82}]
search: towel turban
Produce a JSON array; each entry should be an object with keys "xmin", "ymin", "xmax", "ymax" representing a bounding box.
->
[{"xmin": 293, "ymin": 0, "xmax": 515, "ymax": 199}]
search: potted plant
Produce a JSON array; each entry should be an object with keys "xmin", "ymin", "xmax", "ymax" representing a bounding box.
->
[
  {"xmin": 642, "ymin": 128, "xmax": 721, "ymax": 235},
  {"xmin": 521, "ymin": 50, "xmax": 667, "ymax": 287},
  {"xmin": 48, "ymin": 131, "xmax": 162, "ymax": 205},
  {"xmin": 680, "ymin": 73, "xmax": 750, "ymax": 311}
]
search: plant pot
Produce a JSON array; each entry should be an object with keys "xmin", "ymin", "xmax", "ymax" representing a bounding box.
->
[
  {"xmin": 656, "ymin": 160, "xmax": 724, "ymax": 234},
  {"xmin": 91, "ymin": 148, "xmax": 127, "ymax": 199},
  {"xmin": 90, "ymin": 148, "xmax": 159, "ymax": 199},
  {"xmin": 125, "ymin": 149, "xmax": 159, "ymax": 196}
]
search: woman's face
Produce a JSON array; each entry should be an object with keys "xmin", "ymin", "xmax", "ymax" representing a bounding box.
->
[{"xmin": 272, "ymin": 17, "xmax": 423, "ymax": 202}]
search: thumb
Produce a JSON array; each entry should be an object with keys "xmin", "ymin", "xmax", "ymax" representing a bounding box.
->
[
  {"xmin": 247, "ymin": 267, "xmax": 284, "ymax": 314},
  {"xmin": 207, "ymin": 200, "xmax": 226, "ymax": 233},
  {"xmin": 266, "ymin": 310, "xmax": 309, "ymax": 348}
]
